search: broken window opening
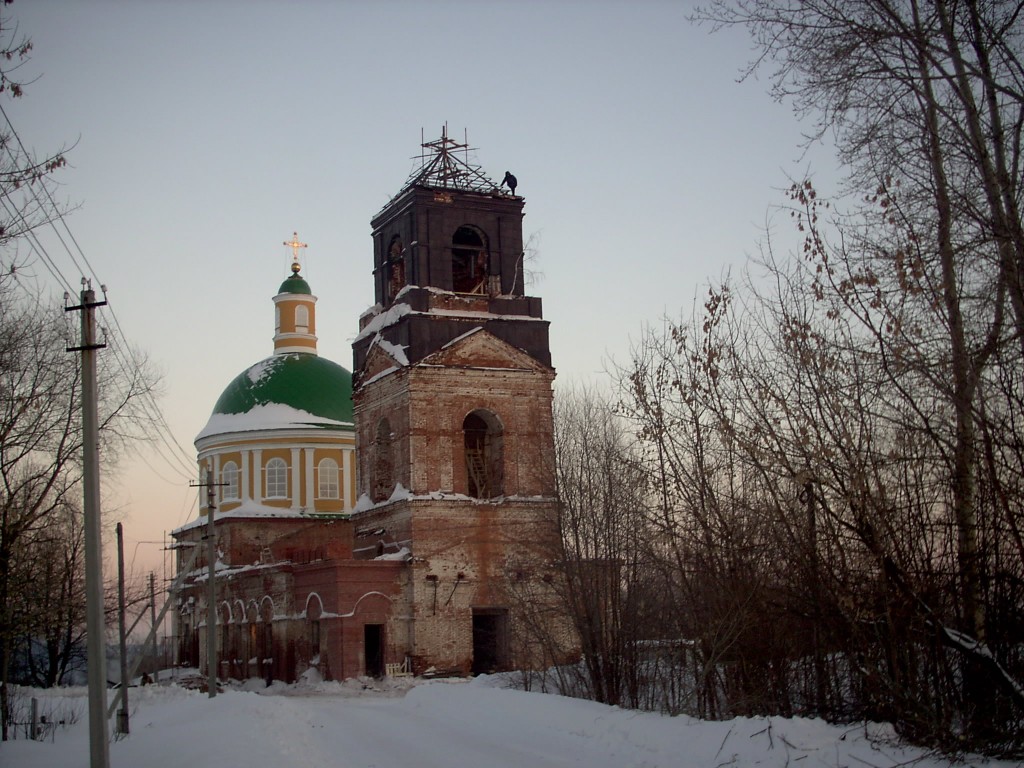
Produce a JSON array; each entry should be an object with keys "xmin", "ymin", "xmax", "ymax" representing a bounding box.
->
[
  {"xmin": 463, "ymin": 410, "xmax": 503, "ymax": 498},
  {"xmin": 387, "ymin": 236, "xmax": 406, "ymax": 302},
  {"xmin": 452, "ymin": 225, "xmax": 489, "ymax": 294}
]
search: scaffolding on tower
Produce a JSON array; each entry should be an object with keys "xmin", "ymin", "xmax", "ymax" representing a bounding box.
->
[{"xmin": 400, "ymin": 124, "xmax": 503, "ymax": 195}]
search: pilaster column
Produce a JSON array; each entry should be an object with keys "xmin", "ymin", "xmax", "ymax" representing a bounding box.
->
[
  {"xmin": 290, "ymin": 447, "xmax": 301, "ymax": 511},
  {"xmin": 345, "ymin": 447, "xmax": 355, "ymax": 510},
  {"xmin": 253, "ymin": 449, "xmax": 263, "ymax": 502},
  {"xmin": 305, "ymin": 448, "xmax": 315, "ymax": 512},
  {"xmin": 241, "ymin": 450, "xmax": 251, "ymax": 502}
]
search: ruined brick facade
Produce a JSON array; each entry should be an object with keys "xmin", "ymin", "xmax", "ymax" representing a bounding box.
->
[{"xmin": 173, "ymin": 134, "xmax": 574, "ymax": 683}]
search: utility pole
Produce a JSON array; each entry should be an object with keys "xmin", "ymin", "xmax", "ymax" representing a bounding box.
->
[
  {"xmin": 150, "ymin": 572, "xmax": 159, "ymax": 683},
  {"xmin": 106, "ymin": 543, "xmax": 202, "ymax": 723},
  {"xmin": 115, "ymin": 523, "xmax": 129, "ymax": 736},
  {"xmin": 190, "ymin": 470, "xmax": 223, "ymax": 698},
  {"xmin": 66, "ymin": 281, "xmax": 110, "ymax": 768},
  {"xmin": 205, "ymin": 470, "xmax": 217, "ymax": 697}
]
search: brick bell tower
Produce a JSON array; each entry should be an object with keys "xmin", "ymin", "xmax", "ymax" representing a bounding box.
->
[{"xmin": 352, "ymin": 128, "xmax": 568, "ymax": 675}]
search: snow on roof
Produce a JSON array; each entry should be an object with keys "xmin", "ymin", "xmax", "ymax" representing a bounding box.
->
[
  {"xmin": 246, "ymin": 358, "xmax": 276, "ymax": 385},
  {"xmin": 358, "ymin": 302, "xmax": 383, "ymax": 323},
  {"xmin": 196, "ymin": 402, "xmax": 353, "ymax": 442},
  {"xmin": 352, "ymin": 487, "xmax": 552, "ymax": 514},
  {"xmin": 179, "ymin": 554, "xmax": 232, "ymax": 582},
  {"xmin": 359, "ymin": 365, "xmax": 400, "ymax": 387},
  {"xmin": 374, "ymin": 337, "xmax": 410, "ymax": 366},
  {"xmin": 374, "ymin": 545, "xmax": 411, "ymax": 562},
  {"xmin": 394, "ymin": 284, "xmax": 416, "ymax": 302},
  {"xmin": 440, "ymin": 326, "xmax": 484, "ymax": 350},
  {"xmin": 432, "ymin": 308, "xmax": 545, "ymax": 322},
  {"xmin": 355, "ymin": 286, "xmax": 545, "ymax": 344},
  {"xmin": 354, "ymin": 302, "xmax": 413, "ymax": 342},
  {"xmin": 353, "ymin": 483, "xmax": 413, "ymax": 513},
  {"xmin": 171, "ymin": 499, "xmax": 316, "ymax": 535}
]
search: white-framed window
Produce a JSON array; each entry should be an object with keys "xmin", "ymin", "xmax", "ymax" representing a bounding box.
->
[
  {"xmin": 275, "ymin": 305, "xmax": 281, "ymax": 333},
  {"xmin": 295, "ymin": 304, "xmax": 309, "ymax": 332},
  {"xmin": 265, "ymin": 457, "xmax": 288, "ymax": 498},
  {"xmin": 318, "ymin": 458, "xmax": 339, "ymax": 499},
  {"xmin": 221, "ymin": 461, "xmax": 239, "ymax": 500}
]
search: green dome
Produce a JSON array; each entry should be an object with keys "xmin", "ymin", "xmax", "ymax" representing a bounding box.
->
[
  {"xmin": 277, "ymin": 273, "xmax": 312, "ymax": 295},
  {"xmin": 198, "ymin": 353, "xmax": 353, "ymax": 440}
]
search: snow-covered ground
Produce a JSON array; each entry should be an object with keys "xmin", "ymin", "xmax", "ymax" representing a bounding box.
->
[{"xmin": 1, "ymin": 673, "xmax": 1009, "ymax": 768}]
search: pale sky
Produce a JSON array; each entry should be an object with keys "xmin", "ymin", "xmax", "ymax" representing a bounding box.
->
[{"xmin": 8, "ymin": 1, "xmax": 838, "ymax": 580}]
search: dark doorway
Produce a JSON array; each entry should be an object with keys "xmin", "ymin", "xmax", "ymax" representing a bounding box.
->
[
  {"xmin": 364, "ymin": 624, "xmax": 384, "ymax": 678},
  {"xmin": 472, "ymin": 608, "xmax": 509, "ymax": 675},
  {"xmin": 189, "ymin": 628, "xmax": 199, "ymax": 669}
]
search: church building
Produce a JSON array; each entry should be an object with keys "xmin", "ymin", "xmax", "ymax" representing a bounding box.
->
[{"xmin": 172, "ymin": 131, "xmax": 572, "ymax": 682}]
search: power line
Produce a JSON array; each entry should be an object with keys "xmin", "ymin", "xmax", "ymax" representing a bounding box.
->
[
  {"xmin": 0, "ymin": 105, "xmax": 198, "ymax": 474},
  {"xmin": 0, "ymin": 192, "xmax": 76, "ymax": 294},
  {"xmin": 98, "ymin": 325, "xmax": 198, "ymax": 479},
  {"xmin": 0, "ymin": 101, "xmax": 199, "ymax": 486},
  {"xmin": 133, "ymin": 438, "xmax": 197, "ymax": 486},
  {"xmin": 0, "ymin": 99, "xmax": 91, "ymax": 280}
]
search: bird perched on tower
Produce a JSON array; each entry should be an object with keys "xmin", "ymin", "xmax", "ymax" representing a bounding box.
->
[{"xmin": 501, "ymin": 171, "xmax": 518, "ymax": 196}]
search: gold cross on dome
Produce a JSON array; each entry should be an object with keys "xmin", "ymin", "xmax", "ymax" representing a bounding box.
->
[{"xmin": 283, "ymin": 231, "xmax": 308, "ymax": 260}]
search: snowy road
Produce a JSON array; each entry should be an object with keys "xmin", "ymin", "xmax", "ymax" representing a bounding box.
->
[
  {"xmin": 9, "ymin": 679, "xmax": 659, "ymax": 768},
  {"xmin": 3, "ymin": 676, "xmax": 1009, "ymax": 768},
  {"xmin": 299, "ymin": 693, "xmax": 588, "ymax": 767},
  {"xmin": 217, "ymin": 682, "xmax": 654, "ymax": 768}
]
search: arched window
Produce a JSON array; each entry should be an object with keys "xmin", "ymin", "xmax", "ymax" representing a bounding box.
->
[
  {"xmin": 452, "ymin": 225, "xmax": 489, "ymax": 294},
  {"xmin": 372, "ymin": 418, "xmax": 393, "ymax": 502},
  {"xmin": 463, "ymin": 409, "xmax": 503, "ymax": 498},
  {"xmin": 306, "ymin": 594, "xmax": 323, "ymax": 658},
  {"xmin": 295, "ymin": 304, "xmax": 309, "ymax": 332},
  {"xmin": 318, "ymin": 458, "xmax": 339, "ymax": 499},
  {"xmin": 275, "ymin": 306, "xmax": 281, "ymax": 333},
  {"xmin": 265, "ymin": 457, "xmax": 288, "ymax": 499},
  {"xmin": 221, "ymin": 461, "xmax": 239, "ymax": 501}
]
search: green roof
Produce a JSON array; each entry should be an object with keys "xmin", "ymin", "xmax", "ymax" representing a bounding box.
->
[
  {"xmin": 277, "ymin": 274, "xmax": 312, "ymax": 295},
  {"xmin": 211, "ymin": 353, "xmax": 353, "ymax": 424}
]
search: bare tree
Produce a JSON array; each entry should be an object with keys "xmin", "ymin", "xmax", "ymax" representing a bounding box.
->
[
  {"xmin": 9, "ymin": 499, "xmax": 85, "ymax": 688},
  {"xmin": 613, "ymin": 217, "xmax": 1024, "ymax": 744},
  {"xmin": 1, "ymin": 287, "xmax": 82, "ymax": 739},
  {"xmin": 542, "ymin": 385, "xmax": 665, "ymax": 708},
  {"xmin": 0, "ymin": 5, "xmax": 159, "ymax": 737},
  {"xmin": 685, "ymin": 0, "xmax": 1024, "ymax": 749},
  {"xmin": 695, "ymin": 0, "xmax": 1023, "ymax": 643},
  {"xmin": 0, "ymin": 281, "xmax": 156, "ymax": 738}
]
